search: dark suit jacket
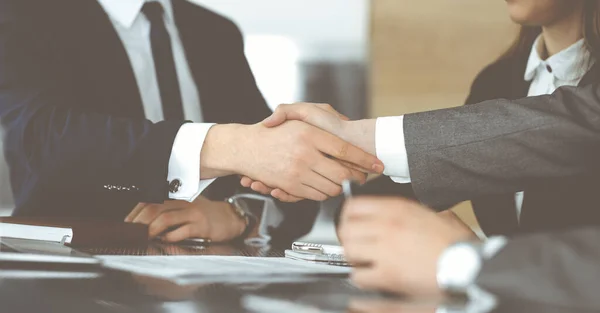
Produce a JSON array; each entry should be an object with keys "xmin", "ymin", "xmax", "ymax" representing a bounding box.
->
[
  {"xmin": 0, "ymin": 0, "xmax": 318, "ymax": 245},
  {"xmin": 464, "ymin": 49, "xmax": 600, "ymax": 236}
]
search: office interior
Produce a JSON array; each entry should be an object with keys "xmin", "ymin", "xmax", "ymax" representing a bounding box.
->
[
  {"xmin": 0, "ymin": 0, "xmax": 514, "ymax": 238},
  {"xmin": 2, "ymin": 0, "xmax": 593, "ymax": 312}
]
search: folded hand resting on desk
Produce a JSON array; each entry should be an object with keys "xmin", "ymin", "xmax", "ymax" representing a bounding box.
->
[{"xmin": 125, "ymin": 196, "xmax": 253, "ymax": 243}]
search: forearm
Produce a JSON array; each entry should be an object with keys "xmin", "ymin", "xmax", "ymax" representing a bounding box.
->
[
  {"xmin": 405, "ymin": 85, "xmax": 600, "ymax": 207},
  {"xmin": 5, "ymin": 105, "xmax": 184, "ymax": 203}
]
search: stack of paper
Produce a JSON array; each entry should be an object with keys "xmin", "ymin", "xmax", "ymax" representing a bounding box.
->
[{"xmin": 99, "ymin": 255, "xmax": 351, "ymax": 285}]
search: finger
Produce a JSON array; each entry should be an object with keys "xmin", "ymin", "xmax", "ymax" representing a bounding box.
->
[
  {"xmin": 303, "ymin": 170, "xmax": 343, "ymax": 198},
  {"xmin": 314, "ymin": 130, "xmax": 383, "ymax": 174},
  {"xmin": 271, "ymin": 189, "xmax": 303, "ymax": 202},
  {"xmin": 338, "ymin": 220, "xmax": 381, "ymax": 244},
  {"xmin": 126, "ymin": 202, "xmax": 148, "ymax": 222},
  {"xmin": 263, "ymin": 103, "xmax": 342, "ymax": 130},
  {"xmin": 240, "ymin": 176, "xmax": 253, "ymax": 188},
  {"xmin": 337, "ymin": 159, "xmax": 371, "ymax": 178},
  {"xmin": 250, "ymin": 181, "xmax": 275, "ymax": 195},
  {"xmin": 301, "ymin": 184, "xmax": 329, "ymax": 201},
  {"xmin": 262, "ymin": 104, "xmax": 297, "ymax": 127},
  {"xmin": 315, "ymin": 103, "xmax": 349, "ymax": 121},
  {"xmin": 344, "ymin": 240, "xmax": 376, "ymax": 266},
  {"xmin": 163, "ymin": 224, "xmax": 197, "ymax": 243},
  {"xmin": 148, "ymin": 209, "xmax": 195, "ymax": 238},
  {"xmin": 287, "ymin": 183, "xmax": 328, "ymax": 202},
  {"xmin": 132, "ymin": 204, "xmax": 168, "ymax": 225},
  {"xmin": 342, "ymin": 197, "xmax": 412, "ymax": 222},
  {"xmin": 351, "ymin": 268, "xmax": 384, "ymax": 291},
  {"xmin": 314, "ymin": 157, "xmax": 367, "ymax": 185}
]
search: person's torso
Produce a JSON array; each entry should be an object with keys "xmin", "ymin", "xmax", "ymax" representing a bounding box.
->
[
  {"xmin": 6, "ymin": 0, "xmax": 265, "ymax": 219},
  {"xmin": 466, "ymin": 37, "xmax": 600, "ymax": 236}
]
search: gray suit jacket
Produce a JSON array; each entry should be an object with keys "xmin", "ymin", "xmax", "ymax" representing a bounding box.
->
[
  {"xmin": 403, "ymin": 84, "xmax": 600, "ymax": 306},
  {"xmin": 404, "ymin": 84, "xmax": 600, "ymax": 208},
  {"xmin": 477, "ymin": 227, "xmax": 600, "ymax": 309}
]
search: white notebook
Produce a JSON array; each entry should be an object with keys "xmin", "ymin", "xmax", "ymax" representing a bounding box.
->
[{"xmin": 0, "ymin": 223, "xmax": 73, "ymax": 244}]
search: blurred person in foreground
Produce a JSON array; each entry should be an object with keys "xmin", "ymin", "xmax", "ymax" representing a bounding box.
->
[{"xmin": 339, "ymin": 196, "xmax": 600, "ymax": 306}]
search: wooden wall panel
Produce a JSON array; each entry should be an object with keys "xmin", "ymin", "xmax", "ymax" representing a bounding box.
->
[{"xmin": 369, "ymin": 0, "xmax": 518, "ymax": 229}]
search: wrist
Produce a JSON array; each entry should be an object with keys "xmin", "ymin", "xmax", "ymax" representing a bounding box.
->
[
  {"xmin": 200, "ymin": 124, "xmax": 248, "ymax": 179},
  {"xmin": 222, "ymin": 201, "xmax": 247, "ymax": 238},
  {"xmin": 343, "ymin": 119, "xmax": 376, "ymax": 155}
]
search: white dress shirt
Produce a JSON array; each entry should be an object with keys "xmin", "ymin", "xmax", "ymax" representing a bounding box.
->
[
  {"xmin": 97, "ymin": 0, "xmax": 215, "ymax": 201},
  {"xmin": 374, "ymin": 35, "xmax": 593, "ymax": 293}
]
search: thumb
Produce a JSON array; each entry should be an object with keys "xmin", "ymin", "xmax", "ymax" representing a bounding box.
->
[
  {"xmin": 262, "ymin": 109, "xmax": 287, "ymax": 127},
  {"xmin": 262, "ymin": 104, "xmax": 308, "ymax": 128}
]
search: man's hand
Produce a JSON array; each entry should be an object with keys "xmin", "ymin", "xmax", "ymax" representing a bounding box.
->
[
  {"xmin": 262, "ymin": 102, "xmax": 349, "ymax": 137},
  {"xmin": 202, "ymin": 121, "xmax": 383, "ymax": 202},
  {"xmin": 241, "ymin": 103, "xmax": 378, "ymax": 200},
  {"xmin": 339, "ymin": 197, "xmax": 476, "ymax": 297},
  {"xmin": 125, "ymin": 196, "xmax": 246, "ymax": 243}
]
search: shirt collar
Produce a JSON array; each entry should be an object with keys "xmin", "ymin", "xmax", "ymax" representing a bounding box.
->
[
  {"xmin": 97, "ymin": 0, "xmax": 175, "ymax": 29},
  {"xmin": 524, "ymin": 35, "xmax": 593, "ymax": 82}
]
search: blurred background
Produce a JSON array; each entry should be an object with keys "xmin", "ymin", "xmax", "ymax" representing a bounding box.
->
[{"xmin": 0, "ymin": 0, "xmax": 518, "ymax": 242}]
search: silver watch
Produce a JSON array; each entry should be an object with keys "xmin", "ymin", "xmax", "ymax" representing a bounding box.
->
[{"xmin": 437, "ymin": 240, "xmax": 484, "ymax": 293}]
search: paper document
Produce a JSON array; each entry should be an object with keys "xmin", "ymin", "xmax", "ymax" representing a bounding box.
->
[{"xmin": 99, "ymin": 256, "xmax": 351, "ymax": 285}]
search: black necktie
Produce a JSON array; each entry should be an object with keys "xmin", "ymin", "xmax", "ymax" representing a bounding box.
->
[{"xmin": 142, "ymin": 2, "xmax": 185, "ymax": 120}]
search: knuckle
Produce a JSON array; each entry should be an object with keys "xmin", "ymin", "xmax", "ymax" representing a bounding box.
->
[
  {"xmin": 336, "ymin": 142, "xmax": 349, "ymax": 159},
  {"xmin": 191, "ymin": 210, "xmax": 205, "ymax": 222},
  {"xmin": 329, "ymin": 185, "xmax": 342, "ymax": 196},
  {"xmin": 321, "ymin": 103, "xmax": 333, "ymax": 110}
]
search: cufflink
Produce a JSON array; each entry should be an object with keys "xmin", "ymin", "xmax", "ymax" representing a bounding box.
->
[{"xmin": 169, "ymin": 179, "xmax": 182, "ymax": 193}]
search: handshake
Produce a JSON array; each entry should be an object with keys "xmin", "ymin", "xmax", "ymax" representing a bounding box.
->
[{"xmin": 200, "ymin": 103, "xmax": 383, "ymax": 202}]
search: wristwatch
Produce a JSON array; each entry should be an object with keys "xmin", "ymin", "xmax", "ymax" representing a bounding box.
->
[
  {"xmin": 437, "ymin": 240, "xmax": 484, "ymax": 293},
  {"xmin": 226, "ymin": 195, "xmax": 258, "ymax": 241},
  {"xmin": 437, "ymin": 237, "xmax": 508, "ymax": 293}
]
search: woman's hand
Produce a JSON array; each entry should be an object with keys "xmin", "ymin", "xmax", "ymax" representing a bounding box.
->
[
  {"xmin": 339, "ymin": 197, "xmax": 477, "ymax": 297},
  {"xmin": 125, "ymin": 196, "xmax": 247, "ymax": 243}
]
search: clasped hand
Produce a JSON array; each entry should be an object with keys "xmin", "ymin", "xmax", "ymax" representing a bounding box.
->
[{"xmin": 240, "ymin": 103, "xmax": 376, "ymax": 202}]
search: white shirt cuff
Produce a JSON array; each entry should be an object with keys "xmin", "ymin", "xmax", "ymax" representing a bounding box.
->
[
  {"xmin": 375, "ymin": 116, "xmax": 411, "ymax": 183},
  {"xmin": 168, "ymin": 123, "xmax": 217, "ymax": 201},
  {"xmin": 437, "ymin": 236, "xmax": 508, "ymax": 292}
]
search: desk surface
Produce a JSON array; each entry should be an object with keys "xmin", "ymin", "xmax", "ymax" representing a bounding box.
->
[{"xmin": 0, "ymin": 243, "xmax": 597, "ymax": 313}]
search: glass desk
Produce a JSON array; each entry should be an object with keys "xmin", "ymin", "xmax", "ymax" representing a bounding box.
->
[{"xmin": 1, "ymin": 243, "xmax": 599, "ymax": 313}]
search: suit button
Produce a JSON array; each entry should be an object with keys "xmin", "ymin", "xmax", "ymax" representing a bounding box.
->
[{"xmin": 169, "ymin": 179, "xmax": 182, "ymax": 193}]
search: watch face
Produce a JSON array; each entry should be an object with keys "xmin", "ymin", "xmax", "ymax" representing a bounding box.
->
[{"xmin": 438, "ymin": 242, "xmax": 483, "ymax": 290}]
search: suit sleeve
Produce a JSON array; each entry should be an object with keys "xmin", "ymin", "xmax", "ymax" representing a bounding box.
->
[
  {"xmin": 0, "ymin": 1, "xmax": 182, "ymax": 204},
  {"xmin": 476, "ymin": 227, "xmax": 600, "ymax": 308},
  {"xmin": 403, "ymin": 84, "xmax": 600, "ymax": 207}
]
